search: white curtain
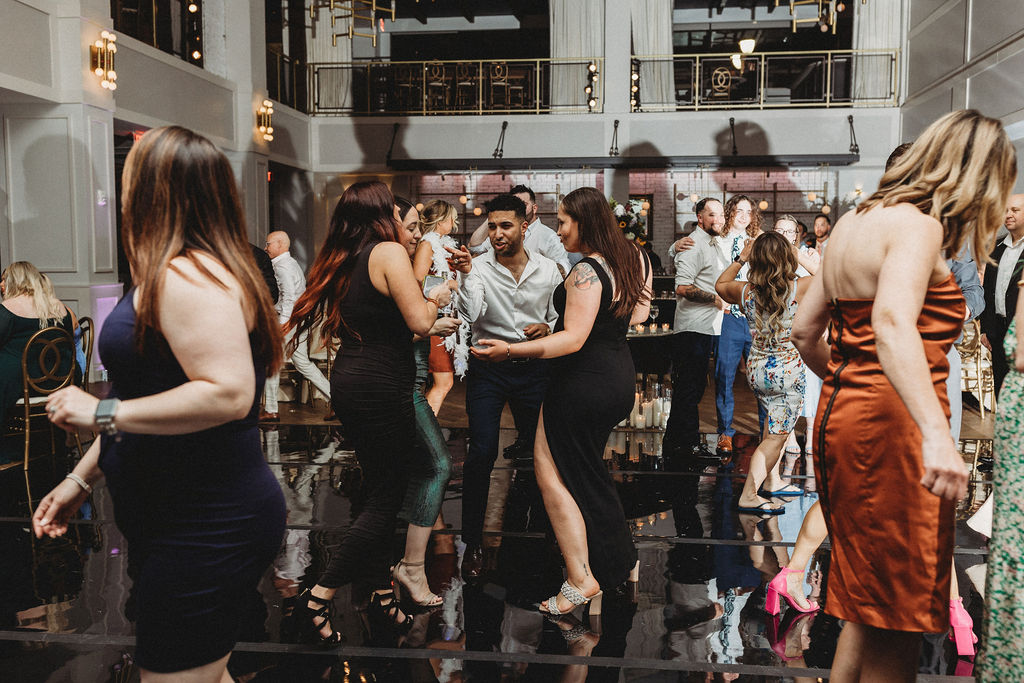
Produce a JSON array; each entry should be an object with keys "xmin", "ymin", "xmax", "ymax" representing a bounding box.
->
[
  {"xmin": 549, "ymin": 0, "xmax": 604, "ymax": 112},
  {"xmin": 630, "ymin": 0, "xmax": 675, "ymax": 111},
  {"xmin": 852, "ymin": 0, "xmax": 901, "ymax": 103},
  {"xmin": 308, "ymin": 4, "xmax": 353, "ymax": 111}
]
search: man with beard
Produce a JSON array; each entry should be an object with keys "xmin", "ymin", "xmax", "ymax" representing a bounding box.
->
[{"xmin": 447, "ymin": 193, "xmax": 562, "ymax": 579}]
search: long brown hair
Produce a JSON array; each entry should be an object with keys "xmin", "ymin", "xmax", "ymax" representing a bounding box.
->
[
  {"xmin": 724, "ymin": 194, "xmax": 762, "ymax": 238},
  {"xmin": 121, "ymin": 126, "xmax": 282, "ymax": 373},
  {"xmin": 286, "ymin": 181, "xmax": 402, "ymax": 349},
  {"xmin": 561, "ymin": 187, "xmax": 649, "ymax": 319},
  {"xmin": 858, "ymin": 110, "xmax": 1016, "ymax": 262},
  {"xmin": 746, "ymin": 231, "xmax": 798, "ymax": 338}
]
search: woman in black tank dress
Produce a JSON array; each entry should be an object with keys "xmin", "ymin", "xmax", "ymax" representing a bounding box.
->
[
  {"xmin": 285, "ymin": 181, "xmax": 454, "ymax": 644},
  {"xmin": 473, "ymin": 187, "xmax": 652, "ymax": 616},
  {"xmin": 31, "ymin": 126, "xmax": 286, "ymax": 679}
]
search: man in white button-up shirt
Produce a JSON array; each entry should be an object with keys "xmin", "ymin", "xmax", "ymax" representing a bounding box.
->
[
  {"xmin": 663, "ymin": 198, "xmax": 728, "ymax": 465},
  {"xmin": 982, "ymin": 193, "xmax": 1024, "ymax": 394},
  {"xmin": 262, "ymin": 230, "xmax": 318, "ymax": 421},
  {"xmin": 466, "ymin": 184, "xmax": 570, "ymax": 274},
  {"xmin": 448, "ymin": 193, "xmax": 562, "ymax": 579}
]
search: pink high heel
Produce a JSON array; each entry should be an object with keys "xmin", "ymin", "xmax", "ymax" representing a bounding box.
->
[
  {"xmin": 765, "ymin": 568, "xmax": 820, "ymax": 615},
  {"xmin": 949, "ymin": 597, "xmax": 977, "ymax": 657}
]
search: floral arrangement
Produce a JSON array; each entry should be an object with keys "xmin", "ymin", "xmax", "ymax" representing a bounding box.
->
[{"xmin": 609, "ymin": 197, "xmax": 648, "ymax": 243}]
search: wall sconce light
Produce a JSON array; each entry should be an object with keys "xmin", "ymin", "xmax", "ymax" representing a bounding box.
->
[
  {"xmin": 257, "ymin": 99, "xmax": 274, "ymax": 141},
  {"xmin": 807, "ymin": 191, "xmax": 818, "ymax": 202},
  {"xmin": 586, "ymin": 61, "xmax": 599, "ymax": 111},
  {"xmin": 821, "ymin": 204, "xmax": 832, "ymax": 214},
  {"xmin": 630, "ymin": 58, "xmax": 641, "ymax": 112},
  {"xmin": 758, "ymin": 199, "xmax": 769, "ymax": 210},
  {"xmin": 738, "ymin": 38, "xmax": 756, "ymax": 54},
  {"xmin": 91, "ymin": 31, "xmax": 117, "ymax": 90},
  {"xmin": 473, "ymin": 207, "xmax": 483, "ymax": 216},
  {"xmin": 458, "ymin": 194, "xmax": 468, "ymax": 204},
  {"xmin": 730, "ymin": 53, "xmax": 743, "ymax": 70}
]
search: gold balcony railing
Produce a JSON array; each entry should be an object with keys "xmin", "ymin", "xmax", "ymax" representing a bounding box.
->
[
  {"xmin": 306, "ymin": 57, "xmax": 605, "ymax": 116},
  {"xmin": 630, "ymin": 49, "xmax": 899, "ymax": 111}
]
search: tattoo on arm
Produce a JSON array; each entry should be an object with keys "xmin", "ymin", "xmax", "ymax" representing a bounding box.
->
[
  {"xmin": 571, "ymin": 263, "xmax": 600, "ymax": 291},
  {"xmin": 683, "ymin": 285, "xmax": 716, "ymax": 304}
]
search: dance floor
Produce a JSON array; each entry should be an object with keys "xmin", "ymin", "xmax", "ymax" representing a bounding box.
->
[{"xmin": 0, "ymin": 376, "xmax": 991, "ymax": 682}]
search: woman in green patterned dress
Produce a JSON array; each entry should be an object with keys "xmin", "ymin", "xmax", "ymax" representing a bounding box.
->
[{"xmin": 978, "ymin": 288, "xmax": 1024, "ymax": 679}]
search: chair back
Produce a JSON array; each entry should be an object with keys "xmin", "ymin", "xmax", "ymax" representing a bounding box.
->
[
  {"xmin": 22, "ymin": 326, "xmax": 76, "ymax": 400},
  {"xmin": 490, "ymin": 61, "xmax": 509, "ymax": 85},
  {"xmin": 77, "ymin": 316, "xmax": 94, "ymax": 389}
]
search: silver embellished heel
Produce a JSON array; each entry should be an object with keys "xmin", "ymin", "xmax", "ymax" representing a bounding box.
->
[{"xmin": 541, "ymin": 580, "xmax": 602, "ymax": 616}]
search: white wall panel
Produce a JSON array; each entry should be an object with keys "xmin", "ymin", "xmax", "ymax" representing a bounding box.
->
[
  {"xmin": 5, "ymin": 115, "xmax": 77, "ymax": 271},
  {"xmin": 88, "ymin": 114, "xmax": 114, "ymax": 273},
  {"xmin": 114, "ymin": 37, "xmax": 236, "ymax": 146},
  {"xmin": 0, "ymin": 2, "xmax": 52, "ymax": 90},
  {"xmin": 968, "ymin": 0, "xmax": 1024, "ymax": 60},
  {"xmin": 907, "ymin": 0, "xmax": 966, "ymax": 96}
]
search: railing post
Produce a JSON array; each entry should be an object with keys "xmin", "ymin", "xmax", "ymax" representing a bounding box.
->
[
  {"xmin": 759, "ymin": 53, "xmax": 765, "ymax": 109},
  {"xmin": 535, "ymin": 59, "xmax": 541, "ymax": 114},
  {"xmin": 694, "ymin": 56, "xmax": 700, "ymax": 111},
  {"xmin": 825, "ymin": 52, "xmax": 832, "ymax": 107},
  {"xmin": 478, "ymin": 60, "xmax": 484, "ymax": 115}
]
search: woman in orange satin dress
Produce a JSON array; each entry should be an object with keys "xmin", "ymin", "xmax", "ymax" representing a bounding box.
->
[{"xmin": 792, "ymin": 110, "xmax": 1016, "ymax": 683}]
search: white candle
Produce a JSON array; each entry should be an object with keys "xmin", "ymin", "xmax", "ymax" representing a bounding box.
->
[
  {"xmin": 660, "ymin": 401, "xmax": 671, "ymax": 428},
  {"xmin": 636, "ymin": 412, "xmax": 646, "ymax": 429},
  {"xmin": 643, "ymin": 400, "xmax": 654, "ymax": 425}
]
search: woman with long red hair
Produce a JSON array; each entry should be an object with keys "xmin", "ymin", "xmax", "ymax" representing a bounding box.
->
[
  {"xmin": 472, "ymin": 186, "xmax": 652, "ymax": 618},
  {"xmin": 287, "ymin": 181, "xmax": 453, "ymax": 644},
  {"xmin": 32, "ymin": 125, "xmax": 286, "ymax": 681}
]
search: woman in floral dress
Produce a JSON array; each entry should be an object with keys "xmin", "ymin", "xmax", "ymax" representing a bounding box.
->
[
  {"xmin": 717, "ymin": 231, "xmax": 811, "ymax": 514},
  {"xmin": 978, "ymin": 305, "xmax": 1024, "ymax": 679}
]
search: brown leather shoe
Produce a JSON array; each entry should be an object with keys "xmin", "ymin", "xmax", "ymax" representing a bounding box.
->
[
  {"xmin": 461, "ymin": 545, "xmax": 484, "ymax": 580},
  {"xmin": 717, "ymin": 434, "xmax": 733, "ymax": 455},
  {"xmin": 259, "ymin": 411, "xmax": 279, "ymax": 422}
]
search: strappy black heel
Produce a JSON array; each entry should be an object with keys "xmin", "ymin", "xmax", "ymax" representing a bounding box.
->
[
  {"xmin": 296, "ymin": 588, "xmax": 344, "ymax": 646},
  {"xmin": 366, "ymin": 589, "xmax": 414, "ymax": 634}
]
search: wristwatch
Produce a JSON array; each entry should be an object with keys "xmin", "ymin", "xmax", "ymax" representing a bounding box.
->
[
  {"xmin": 734, "ymin": 254, "xmax": 745, "ymax": 264},
  {"xmin": 94, "ymin": 398, "xmax": 121, "ymax": 436}
]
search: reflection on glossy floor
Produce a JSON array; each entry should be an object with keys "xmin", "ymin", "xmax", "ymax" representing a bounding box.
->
[{"xmin": 0, "ymin": 400, "xmax": 991, "ymax": 681}]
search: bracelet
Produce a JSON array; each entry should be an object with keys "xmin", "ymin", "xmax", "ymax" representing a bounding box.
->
[
  {"xmin": 65, "ymin": 473, "xmax": 92, "ymax": 495},
  {"xmin": 506, "ymin": 343, "xmax": 513, "ymax": 361},
  {"xmin": 425, "ymin": 297, "xmax": 440, "ymax": 307}
]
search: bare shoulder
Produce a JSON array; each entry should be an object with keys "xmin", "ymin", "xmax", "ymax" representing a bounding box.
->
[{"xmin": 165, "ymin": 252, "xmax": 240, "ymax": 296}]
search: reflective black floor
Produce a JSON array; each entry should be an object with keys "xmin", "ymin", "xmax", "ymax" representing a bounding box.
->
[{"xmin": 0, "ymin": 424, "xmax": 989, "ymax": 682}]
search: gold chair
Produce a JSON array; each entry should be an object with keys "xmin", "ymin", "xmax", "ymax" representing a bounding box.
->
[
  {"xmin": 77, "ymin": 316, "xmax": 94, "ymax": 392},
  {"xmin": 489, "ymin": 62, "xmax": 510, "ymax": 108},
  {"xmin": 0, "ymin": 326, "xmax": 82, "ymax": 513},
  {"xmin": 956, "ymin": 319, "xmax": 996, "ymax": 417},
  {"xmin": 454, "ymin": 62, "xmax": 478, "ymax": 110},
  {"xmin": 425, "ymin": 61, "xmax": 451, "ymax": 112}
]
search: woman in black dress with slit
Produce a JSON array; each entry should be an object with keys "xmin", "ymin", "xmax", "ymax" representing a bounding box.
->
[{"xmin": 472, "ymin": 186, "xmax": 652, "ymax": 615}]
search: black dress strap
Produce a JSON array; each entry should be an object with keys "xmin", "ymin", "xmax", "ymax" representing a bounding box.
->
[{"xmin": 575, "ymin": 257, "xmax": 613, "ymax": 306}]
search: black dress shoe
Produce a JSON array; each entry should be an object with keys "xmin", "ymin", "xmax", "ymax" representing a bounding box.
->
[
  {"xmin": 503, "ymin": 439, "xmax": 530, "ymax": 460},
  {"xmin": 462, "ymin": 545, "xmax": 484, "ymax": 580},
  {"xmin": 692, "ymin": 444, "xmax": 720, "ymax": 462},
  {"xmin": 976, "ymin": 456, "xmax": 994, "ymax": 473}
]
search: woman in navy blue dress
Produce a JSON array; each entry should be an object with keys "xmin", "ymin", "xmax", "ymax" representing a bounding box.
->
[{"xmin": 32, "ymin": 126, "xmax": 286, "ymax": 681}]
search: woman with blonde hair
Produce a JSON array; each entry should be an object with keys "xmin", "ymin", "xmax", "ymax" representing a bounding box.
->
[
  {"xmin": 0, "ymin": 262, "xmax": 77, "ymax": 443},
  {"xmin": 32, "ymin": 125, "xmax": 287, "ymax": 682},
  {"xmin": 717, "ymin": 231, "xmax": 812, "ymax": 515},
  {"xmin": 792, "ymin": 110, "xmax": 1015, "ymax": 682},
  {"xmin": 413, "ymin": 199, "xmax": 468, "ymax": 413}
]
